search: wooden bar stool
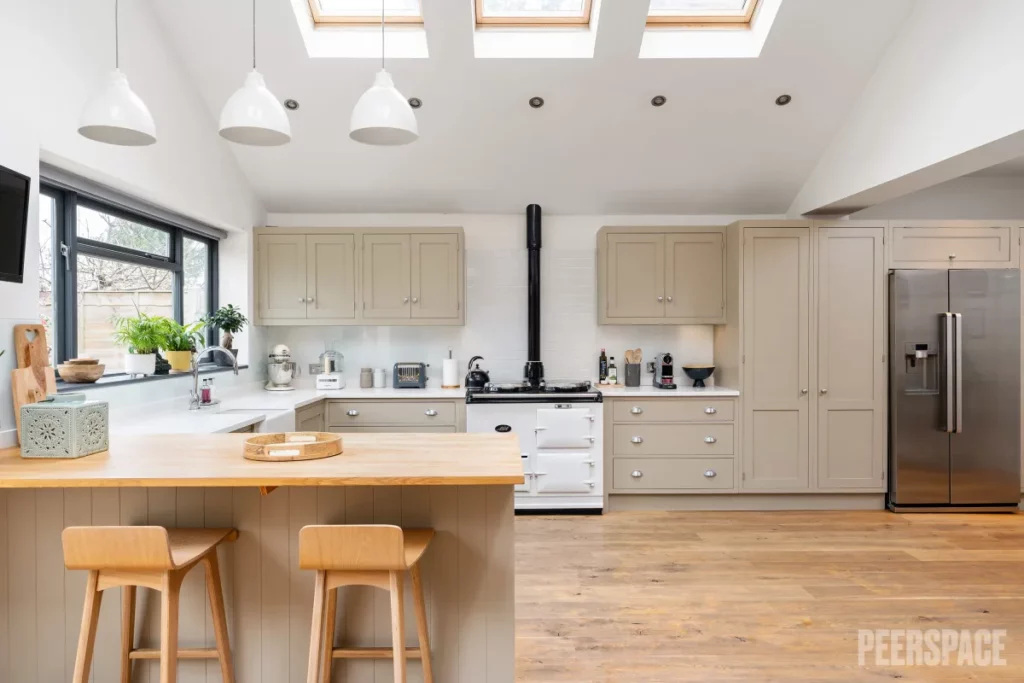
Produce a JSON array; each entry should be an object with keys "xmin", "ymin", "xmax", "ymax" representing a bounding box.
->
[
  {"xmin": 62, "ymin": 525, "xmax": 238, "ymax": 683},
  {"xmin": 300, "ymin": 524, "xmax": 434, "ymax": 683}
]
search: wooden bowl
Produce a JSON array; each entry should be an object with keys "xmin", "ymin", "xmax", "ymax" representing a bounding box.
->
[
  {"xmin": 243, "ymin": 432, "xmax": 343, "ymax": 462},
  {"xmin": 65, "ymin": 358, "xmax": 100, "ymax": 366},
  {"xmin": 57, "ymin": 363, "xmax": 106, "ymax": 383}
]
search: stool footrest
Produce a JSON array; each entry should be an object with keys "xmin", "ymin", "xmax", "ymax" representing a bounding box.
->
[
  {"xmin": 332, "ymin": 647, "xmax": 423, "ymax": 659},
  {"xmin": 129, "ymin": 647, "xmax": 219, "ymax": 660}
]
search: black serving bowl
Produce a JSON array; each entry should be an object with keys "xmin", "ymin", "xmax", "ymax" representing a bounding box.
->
[{"xmin": 682, "ymin": 365, "xmax": 715, "ymax": 388}]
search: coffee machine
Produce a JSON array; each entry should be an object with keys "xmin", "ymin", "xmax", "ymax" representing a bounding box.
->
[{"xmin": 653, "ymin": 353, "xmax": 677, "ymax": 390}]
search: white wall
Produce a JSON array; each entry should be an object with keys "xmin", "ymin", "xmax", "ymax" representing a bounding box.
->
[
  {"xmin": 262, "ymin": 213, "xmax": 780, "ymax": 387},
  {"xmin": 0, "ymin": 0, "xmax": 265, "ymax": 445},
  {"xmin": 853, "ymin": 176, "xmax": 1024, "ymax": 220}
]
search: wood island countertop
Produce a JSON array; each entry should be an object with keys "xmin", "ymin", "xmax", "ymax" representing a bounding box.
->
[{"xmin": 0, "ymin": 432, "xmax": 524, "ymax": 488}]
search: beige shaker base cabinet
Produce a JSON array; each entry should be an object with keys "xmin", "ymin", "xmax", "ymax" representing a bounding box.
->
[
  {"xmin": 255, "ymin": 227, "xmax": 465, "ymax": 327},
  {"xmin": 0, "ymin": 485, "xmax": 515, "ymax": 683},
  {"xmin": 597, "ymin": 227, "xmax": 726, "ymax": 325}
]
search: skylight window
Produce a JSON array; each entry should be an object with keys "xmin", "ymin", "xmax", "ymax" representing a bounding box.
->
[
  {"xmin": 647, "ymin": 0, "xmax": 761, "ymax": 27},
  {"xmin": 307, "ymin": 0, "xmax": 423, "ymax": 25},
  {"xmin": 475, "ymin": 0, "xmax": 593, "ymax": 26}
]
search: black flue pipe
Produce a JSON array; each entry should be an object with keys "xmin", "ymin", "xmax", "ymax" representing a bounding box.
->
[{"xmin": 526, "ymin": 204, "xmax": 544, "ymax": 386}]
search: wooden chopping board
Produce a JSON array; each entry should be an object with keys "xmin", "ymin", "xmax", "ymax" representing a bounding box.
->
[
  {"xmin": 13, "ymin": 324, "xmax": 52, "ymax": 391},
  {"xmin": 11, "ymin": 366, "xmax": 55, "ymax": 444}
]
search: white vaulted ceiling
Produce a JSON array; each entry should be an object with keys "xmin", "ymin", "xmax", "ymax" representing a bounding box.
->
[{"xmin": 151, "ymin": 0, "xmax": 916, "ymax": 214}]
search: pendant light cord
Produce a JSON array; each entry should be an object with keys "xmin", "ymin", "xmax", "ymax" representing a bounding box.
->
[
  {"xmin": 380, "ymin": 0, "xmax": 385, "ymax": 70},
  {"xmin": 253, "ymin": 0, "xmax": 257, "ymax": 69},
  {"xmin": 114, "ymin": 0, "xmax": 119, "ymax": 68}
]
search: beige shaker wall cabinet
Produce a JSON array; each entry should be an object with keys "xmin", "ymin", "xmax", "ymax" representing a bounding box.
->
[
  {"xmin": 888, "ymin": 222, "xmax": 1020, "ymax": 270},
  {"xmin": 714, "ymin": 220, "xmax": 888, "ymax": 496},
  {"xmin": 597, "ymin": 227, "xmax": 727, "ymax": 325},
  {"xmin": 254, "ymin": 227, "xmax": 465, "ymax": 326}
]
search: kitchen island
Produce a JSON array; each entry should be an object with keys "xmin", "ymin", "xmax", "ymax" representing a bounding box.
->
[{"xmin": 0, "ymin": 432, "xmax": 522, "ymax": 683}]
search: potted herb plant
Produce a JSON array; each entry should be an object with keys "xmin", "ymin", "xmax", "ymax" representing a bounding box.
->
[
  {"xmin": 112, "ymin": 312, "xmax": 163, "ymax": 377},
  {"xmin": 205, "ymin": 304, "xmax": 248, "ymax": 366},
  {"xmin": 158, "ymin": 319, "xmax": 205, "ymax": 373}
]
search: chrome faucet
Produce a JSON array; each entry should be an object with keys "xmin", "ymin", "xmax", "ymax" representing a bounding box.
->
[{"xmin": 189, "ymin": 346, "xmax": 239, "ymax": 410}]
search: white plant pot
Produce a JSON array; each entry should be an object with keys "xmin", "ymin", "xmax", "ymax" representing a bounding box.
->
[{"xmin": 124, "ymin": 353, "xmax": 156, "ymax": 377}]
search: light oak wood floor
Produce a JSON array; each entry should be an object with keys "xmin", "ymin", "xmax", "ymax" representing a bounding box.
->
[{"xmin": 515, "ymin": 511, "xmax": 1024, "ymax": 682}]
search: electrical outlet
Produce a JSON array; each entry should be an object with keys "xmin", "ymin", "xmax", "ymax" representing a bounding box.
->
[
  {"xmin": 310, "ymin": 363, "xmax": 323, "ymax": 375},
  {"xmin": 646, "ymin": 361, "xmax": 656, "ymax": 374}
]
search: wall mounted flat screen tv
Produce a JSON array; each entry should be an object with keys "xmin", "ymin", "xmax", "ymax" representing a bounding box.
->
[{"xmin": 0, "ymin": 164, "xmax": 31, "ymax": 284}]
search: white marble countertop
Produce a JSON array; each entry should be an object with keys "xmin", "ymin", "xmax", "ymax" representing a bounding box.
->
[
  {"xmin": 595, "ymin": 385, "xmax": 740, "ymax": 398},
  {"xmin": 112, "ymin": 384, "xmax": 469, "ymax": 435}
]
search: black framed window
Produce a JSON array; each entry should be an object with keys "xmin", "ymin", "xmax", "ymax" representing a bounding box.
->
[{"xmin": 39, "ymin": 183, "xmax": 218, "ymax": 374}]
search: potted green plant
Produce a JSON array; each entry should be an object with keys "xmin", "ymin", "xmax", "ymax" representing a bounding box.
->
[
  {"xmin": 112, "ymin": 312, "xmax": 163, "ymax": 377},
  {"xmin": 205, "ymin": 304, "xmax": 248, "ymax": 366},
  {"xmin": 158, "ymin": 319, "xmax": 205, "ymax": 373}
]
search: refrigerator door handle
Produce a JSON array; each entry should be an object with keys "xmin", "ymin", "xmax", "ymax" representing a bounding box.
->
[
  {"xmin": 943, "ymin": 312, "xmax": 954, "ymax": 433},
  {"xmin": 954, "ymin": 312, "xmax": 963, "ymax": 434}
]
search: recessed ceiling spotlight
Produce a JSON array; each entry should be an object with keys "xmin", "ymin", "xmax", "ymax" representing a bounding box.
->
[
  {"xmin": 651, "ymin": 95, "xmax": 667, "ymax": 107},
  {"xmin": 529, "ymin": 96, "xmax": 545, "ymax": 109},
  {"xmin": 408, "ymin": 97, "xmax": 422, "ymax": 109},
  {"xmin": 284, "ymin": 99, "xmax": 300, "ymax": 110},
  {"xmin": 775, "ymin": 94, "xmax": 792, "ymax": 106}
]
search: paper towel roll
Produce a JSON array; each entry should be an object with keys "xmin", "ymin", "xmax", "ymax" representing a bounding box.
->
[{"xmin": 442, "ymin": 358, "xmax": 460, "ymax": 388}]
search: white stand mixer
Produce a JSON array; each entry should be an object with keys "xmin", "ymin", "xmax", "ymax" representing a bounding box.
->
[{"xmin": 266, "ymin": 344, "xmax": 298, "ymax": 391}]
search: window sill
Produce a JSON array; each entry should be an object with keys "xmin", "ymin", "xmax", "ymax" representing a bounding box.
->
[{"xmin": 56, "ymin": 365, "xmax": 249, "ymax": 392}]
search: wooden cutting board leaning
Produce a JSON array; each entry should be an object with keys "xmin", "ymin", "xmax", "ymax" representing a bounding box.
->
[{"xmin": 10, "ymin": 324, "xmax": 57, "ymax": 444}]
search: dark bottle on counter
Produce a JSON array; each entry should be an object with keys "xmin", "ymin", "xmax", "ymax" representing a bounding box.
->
[{"xmin": 599, "ymin": 348, "xmax": 608, "ymax": 382}]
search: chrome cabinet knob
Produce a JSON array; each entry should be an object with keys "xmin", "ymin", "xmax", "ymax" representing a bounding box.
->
[
  {"xmin": 657, "ymin": 296, "xmax": 664, "ymax": 302},
  {"xmin": 307, "ymin": 296, "xmax": 315, "ymax": 303},
  {"xmin": 346, "ymin": 409, "xmax": 359, "ymax": 417},
  {"xmin": 631, "ymin": 470, "xmax": 643, "ymax": 479},
  {"xmin": 424, "ymin": 409, "xmax": 438, "ymax": 417},
  {"xmin": 820, "ymin": 388, "xmax": 827, "ymax": 395},
  {"xmin": 403, "ymin": 297, "xmax": 410, "ymax": 303},
  {"xmin": 704, "ymin": 436, "xmax": 717, "ymax": 444},
  {"xmin": 412, "ymin": 297, "xmax": 419, "ymax": 303},
  {"xmin": 630, "ymin": 406, "xmax": 643, "ymax": 415},
  {"xmin": 949, "ymin": 254, "xmax": 956, "ymax": 260},
  {"xmin": 801, "ymin": 388, "xmax": 808, "ymax": 395},
  {"xmin": 703, "ymin": 469, "xmax": 717, "ymax": 478},
  {"xmin": 631, "ymin": 436, "xmax": 643, "ymax": 444},
  {"xmin": 298, "ymin": 297, "xmax": 306, "ymax": 303},
  {"xmin": 667, "ymin": 296, "xmax": 673, "ymax": 302},
  {"xmin": 704, "ymin": 407, "xmax": 717, "ymax": 415}
]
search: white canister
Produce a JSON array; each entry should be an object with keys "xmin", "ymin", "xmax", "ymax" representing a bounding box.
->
[{"xmin": 373, "ymin": 368, "xmax": 386, "ymax": 388}]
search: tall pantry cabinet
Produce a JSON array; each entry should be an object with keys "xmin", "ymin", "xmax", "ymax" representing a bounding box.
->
[{"xmin": 714, "ymin": 221, "xmax": 887, "ymax": 493}]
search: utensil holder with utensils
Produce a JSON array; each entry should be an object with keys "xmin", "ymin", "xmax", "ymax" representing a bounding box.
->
[{"xmin": 624, "ymin": 363, "xmax": 641, "ymax": 387}]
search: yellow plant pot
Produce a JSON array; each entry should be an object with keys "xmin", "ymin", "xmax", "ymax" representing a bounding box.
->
[{"xmin": 165, "ymin": 350, "xmax": 193, "ymax": 373}]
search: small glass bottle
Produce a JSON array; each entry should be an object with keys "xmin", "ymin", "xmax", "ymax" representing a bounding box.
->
[
  {"xmin": 607, "ymin": 357, "xmax": 618, "ymax": 385},
  {"xmin": 200, "ymin": 379, "xmax": 211, "ymax": 404}
]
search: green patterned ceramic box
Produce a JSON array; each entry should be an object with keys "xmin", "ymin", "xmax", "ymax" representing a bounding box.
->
[{"xmin": 20, "ymin": 393, "xmax": 109, "ymax": 459}]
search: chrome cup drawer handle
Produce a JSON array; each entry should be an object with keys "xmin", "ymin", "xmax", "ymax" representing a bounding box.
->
[
  {"xmin": 631, "ymin": 470, "xmax": 643, "ymax": 479},
  {"xmin": 346, "ymin": 409, "xmax": 359, "ymax": 417},
  {"xmin": 631, "ymin": 436, "xmax": 643, "ymax": 444},
  {"xmin": 704, "ymin": 436, "xmax": 717, "ymax": 444},
  {"xmin": 630, "ymin": 406, "xmax": 643, "ymax": 415},
  {"xmin": 704, "ymin": 407, "xmax": 717, "ymax": 415},
  {"xmin": 703, "ymin": 469, "xmax": 717, "ymax": 479},
  {"xmin": 424, "ymin": 409, "xmax": 438, "ymax": 417}
]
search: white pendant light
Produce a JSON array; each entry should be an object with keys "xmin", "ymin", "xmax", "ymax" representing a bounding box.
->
[
  {"xmin": 219, "ymin": 0, "xmax": 291, "ymax": 146},
  {"xmin": 349, "ymin": 1, "xmax": 418, "ymax": 146},
  {"xmin": 78, "ymin": 0, "xmax": 157, "ymax": 146}
]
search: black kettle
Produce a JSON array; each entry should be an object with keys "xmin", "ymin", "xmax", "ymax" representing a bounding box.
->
[{"xmin": 466, "ymin": 356, "xmax": 491, "ymax": 390}]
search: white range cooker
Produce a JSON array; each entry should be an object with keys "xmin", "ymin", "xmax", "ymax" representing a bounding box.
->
[{"xmin": 466, "ymin": 382, "xmax": 604, "ymax": 511}]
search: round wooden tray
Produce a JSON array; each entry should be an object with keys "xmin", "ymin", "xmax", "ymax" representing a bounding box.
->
[{"xmin": 243, "ymin": 432, "xmax": 343, "ymax": 462}]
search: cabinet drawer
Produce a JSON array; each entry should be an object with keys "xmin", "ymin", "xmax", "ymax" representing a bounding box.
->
[
  {"xmin": 613, "ymin": 457, "xmax": 733, "ymax": 491},
  {"xmin": 891, "ymin": 226, "xmax": 1013, "ymax": 266},
  {"xmin": 613, "ymin": 424, "xmax": 733, "ymax": 456},
  {"xmin": 612, "ymin": 399, "xmax": 734, "ymax": 423},
  {"xmin": 329, "ymin": 426, "xmax": 457, "ymax": 434},
  {"xmin": 327, "ymin": 401, "xmax": 456, "ymax": 427}
]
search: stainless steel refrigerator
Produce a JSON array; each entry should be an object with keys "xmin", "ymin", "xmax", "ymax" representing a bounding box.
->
[{"xmin": 889, "ymin": 269, "xmax": 1021, "ymax": 511}]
